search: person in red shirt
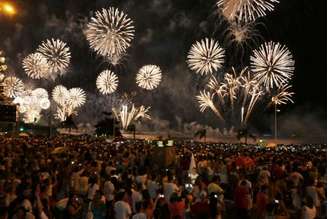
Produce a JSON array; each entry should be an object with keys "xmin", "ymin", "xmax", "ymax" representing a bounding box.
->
[
  {"xmin": 234, "ymin": 180, "xmax": 252, "ymax": 219},
  {"xmin": 190, "ymin": 191, "xmax": 210, "ymax": 219},
  {"xmin": 255, "ymin": 185, "xmax": 269, "ymax": 218},
  {"xmin": 168, "ymin": 193, "xmax": 185, "ymax": 219}
]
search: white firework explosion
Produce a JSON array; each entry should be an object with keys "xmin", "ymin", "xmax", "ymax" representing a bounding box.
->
[
  {"xmin": 52, "ymin": 85, "xmax": 70, "ymax": 106},
  {"xmin": 250, "ymin": 41, "xmax": 295, "ymax": 90},
  {"xmin": 52, "ymin": 85, "xmax": 86, "ymax": 121},
  {"xmin": 112, "ymin": 103, "xmax": 151, "ymax": 130},
  {"xmin": 23, "ymin": 110, "xmax": 41, "ymax": 124},
  {"xmin": 37, "ymin": 38, "xmax": 71, "ymax": 77},
  {"xmin": 136, "ymin": 65, "xmax": 162, "ymax": 90},
  {"xmin": 85, "ymin": 7, "xmax": 135, "ymax": 61},
  {"xmin": 14, "ymin": 88, "xmax": 51, "ymax": 123},
  {"xmin": 271, "ymin": 84, "xmax": 294, "ymax": 105},
  {"xmin": 2, "ymin": 76, "xmax": 24, "ymax": 98},
  {"xmin": 22, "ymin": 53, "xmax": 49, "ymax": 79},
  {"xmin": 96, "ymin": 70, "xmax": 119, "ymax": 94},
  {"xmin": 187, "ymin": 38, "xmax": 225, "ymax": 75},
  {"xmin": 31, "ymin": 88, "xmax": 49, "ymax": 100},
  {"xmin": 217, "ymin": 0, "xmax": 279, "ymax": 23},
  {"xmin": 39, "ymin": 98, "xmax": 51, "ymax": 110},
  {"xmin": 68, "ymin": 88, "xmax": 86, "ymax": 108}
]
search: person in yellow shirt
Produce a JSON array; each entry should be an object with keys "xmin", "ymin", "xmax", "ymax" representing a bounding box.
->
[{"xmin": 207, "ymin": 175, "xmax": 224, "ymax": 195}]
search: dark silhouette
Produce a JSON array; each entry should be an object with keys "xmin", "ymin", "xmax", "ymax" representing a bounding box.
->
[
  {"xmin": 237, "ymin": 127, "xmax": 256, "ymax": 144},
  {"xmin": 194, "ymin": 129, "xmax": 207, "ymax": 141},
  {"xmin": 95, "ymin": 111, "xmax": 121, "ymax": 137}
]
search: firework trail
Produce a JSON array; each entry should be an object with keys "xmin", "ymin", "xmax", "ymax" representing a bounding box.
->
[{"xmin": 112, "ymin": 103, "xmax": 151, "ymax": 130}]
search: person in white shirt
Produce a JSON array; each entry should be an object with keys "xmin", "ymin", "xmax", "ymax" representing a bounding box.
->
[
  {"xmin": 114, "ymin": 191, "xmax": 132, "ymax": 219},
  {"xmin": 87, "ymin": 176, "xmax": 99, "ymax": 201},
  {"xmin": 104, "ymin": 177, "xmax": 115, "ymax": 202},
  {"xmin": 163, "ymin": 176, "xmax": 179, "ymax": 202},
  {"xmin": 147, "ymin": 174, "xmax": 159, "ymax": 200},
  {"xmin": 131, "ymin": 184, "xmax": 143, "ymax": 213}
]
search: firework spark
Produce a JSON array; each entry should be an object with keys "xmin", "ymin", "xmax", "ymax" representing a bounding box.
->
[
  {"xmin": 250, "ymin": 41, "xmax": 295, "ymax": 90},
  {"xmin": 37, "ymin": 38, "xmax": 71, "ymax": 78},
  {"xmin": 52, "ymin": 85, "xmax": 69, "ymax": 106},
  {"xmin": 14, "ymin": 88, "xmax": 51, "ymax": 123},
  {"xmin": 96, "ymin": 70, "xmax": 119, "ymax": 94},
  {"xmin": 197, "ymin": 67, "xmax": 269, "ymax": 126},
  {"xmin": 68, "ymin": 88, "xmax": 86, "ymax": 108},
  {"xmin": 3, "ymin": 76, "xmax": 24, "ymax": 98},
  {"xmin": 271, "ymin": 84, "xmax": 294, "ymax": 105},
  {"xmin": 85, "ymin": 7, "xmax": 135, "ymax": 62},
  {"xmin": 136, "ymin": 65, "xmax": 162, "ymax": 90},
  {"xmin": 217, "ymin": 0, "xmax": 279, "ymax": 23},
  {"xmin": 222, "ymin": 68, "xmax": 242, "ymax": 109},
  {"xmin": 22, "ymin": 53, "xmax": 49, "ymax": 79},
  {"xmin": 112, "ymin": 103, "xmax": 151, "ymax": 130},
  {"xmin": 196, "ymin": 90, "xmax": 225, "ymax": 121},
  {"xmin": 31, "ymin": 88, "xmax": 49, "ymax": 100},
  {"xmin": 52, "ymin": 85, "xmax": 86, "ymax": 121},
  {"xmin": 187, "ymin": 38, "xmax": 225, "ymax": 75}
]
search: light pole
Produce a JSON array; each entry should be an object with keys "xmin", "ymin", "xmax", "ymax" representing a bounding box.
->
[
  {"xmin": 0, "ymin": 2, "xmax": 17, "ymax": 16},
  {"xmin": 274, "ymin": 103, "xmax": 280, "ymax": 141}
]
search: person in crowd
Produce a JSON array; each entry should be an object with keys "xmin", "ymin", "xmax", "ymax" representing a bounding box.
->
[
  {"xmin": 301, "ymin": 196, "xmax": 317, "ymax": 219},
  {"xmin": 114, "ymin": 190, "xmax": 132, "ymax": 219},
  {"xmin": 0, "ymin": 135, "xmax": 325, "ymax": 219}
]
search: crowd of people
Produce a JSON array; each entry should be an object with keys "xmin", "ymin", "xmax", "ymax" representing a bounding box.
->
[{"xmin": 0, "ymin": 134, "xmax": 326, "ymax": 219}]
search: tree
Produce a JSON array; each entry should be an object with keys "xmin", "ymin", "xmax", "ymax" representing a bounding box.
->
[{"xmin": 95, "ymin": 111, "xmax": 121, "ymax": 137}]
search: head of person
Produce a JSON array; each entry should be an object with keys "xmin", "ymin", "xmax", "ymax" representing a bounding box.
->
[
  {"xmin": 304, "ymin": 196, "xmax": 314, "ymax": 208},
  {"xmin": 169, "ymin": 193, "xmax": 180, "ymax": 203},
  {"xmin": 135, "ymin": 201, "xmax": 143, "ymax": 213}
]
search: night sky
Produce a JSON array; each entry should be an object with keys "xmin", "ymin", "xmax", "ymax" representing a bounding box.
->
[{"xmin": 0, "ymin": 0, "xmax": 326, "ymax": 137}]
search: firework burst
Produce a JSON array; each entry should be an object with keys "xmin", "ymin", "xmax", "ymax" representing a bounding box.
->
[
  {"xmin": 52, "ymin": 85, "xmax": 70, "ymax": 106},
  {"xmin": 217, "ymin": 0, "xmax": 279, "ymax": 23},
  {"xmin": 52, "ymin": 85, "xmax": 86, "ymax": 121},
  {"xmin": 250, "ymin": 41, "xmax": 295, "ymax": 90},
  {"xmin": 22, "ymin": 53, "xmax": 49, "ymax": 79},
  {"xmin": 112, "ymin": 103, "xmax": 151, "ymax": 130},
  {"xmin": 187, "ymin": 38, "xmax": 225, "ymax": 75},
  {"xmin": 85, "ymin": 7, "xmax": 135, "ymax": 62},
  {"xmin": 136, "ymin": 65, "xmax": 162, "ymax": 90},
  {"xmin": 37, "ymin": 38, "xmax": 71, "ymax": 78},
  {"xmin": 3, "ymin": 76, "xmax": 24, "ymax": 98},
  {"xmin": 96, "ymin": 70, "xmax": 119, "ymax": 94},
  {"xmin": 14, "ymin": 88, "xmax": 51, "ymax": 123},
  {"xmin": 68, "ymin": 88, "xmax": 86, "ymax": 108},
  {"xmin": 271, "ymin": 84, "xmax": 294, "ymax": 105}
]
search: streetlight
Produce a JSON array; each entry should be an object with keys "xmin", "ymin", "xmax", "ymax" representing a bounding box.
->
[
  {"xmin": 0, "ymin": 2, "xmax": 16, "ymax": 16},
  {"xmin": 2, "ymin": 2, "xmax": 16, "ymax": 15}
]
